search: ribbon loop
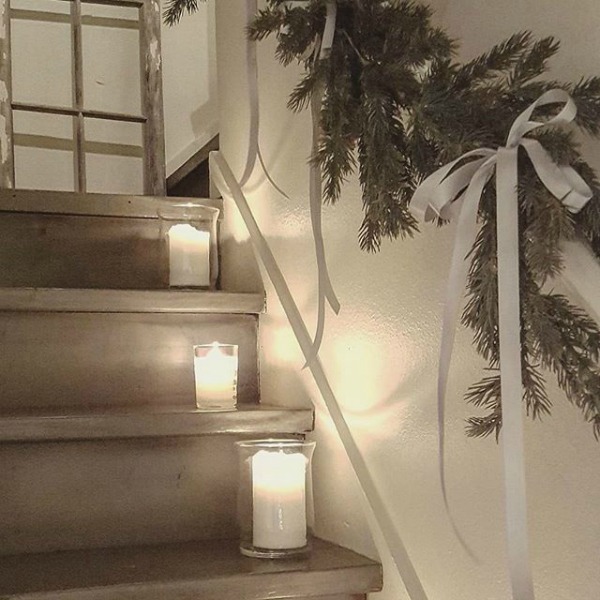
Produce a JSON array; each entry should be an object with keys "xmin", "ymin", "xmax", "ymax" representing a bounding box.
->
[
  {"xmin": 506, "ymin": 88, "xmax": 576, "ymax": 147},
  {"xmin": 409, "ymin": 89, "xmax": 592, "ymax": 600}
]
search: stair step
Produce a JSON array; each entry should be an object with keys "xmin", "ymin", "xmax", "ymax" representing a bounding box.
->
[
  {"xmin": 0, "ymin": 287, "xmax": 265, "ymax": 314},
  {"xmin": 0, "ymin": 189, "xmax": 222, "ymax": 290},
  {"xmin": 0, "ymin": 538, "xmax": 382, "ymax": 600},
  {"xmin": 0, "ymin": 404, "xmax": 313, "ymax": 442},
  {"xmin": 0, "ymin": 310, "xmax": 260, "ymax": 410}
]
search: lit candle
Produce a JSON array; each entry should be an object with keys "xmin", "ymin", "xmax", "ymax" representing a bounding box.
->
[
  {"xmin": 167, "ymin": 223, "xmax": 210, "ymax": 287},
  {"xmin": 252, "ymin": 450, "xmax": 307, "ymax": 549},
  {"xmin": 193, "ymin": 343, "xmax": 238, "ymax": 410}
]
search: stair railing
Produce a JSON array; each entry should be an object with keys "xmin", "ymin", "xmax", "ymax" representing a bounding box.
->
[{"xmin": 210, "ymin": 151, "xmax": 430, "ymax": 600}]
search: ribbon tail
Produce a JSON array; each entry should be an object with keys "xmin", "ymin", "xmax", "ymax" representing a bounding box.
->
[
  {"xmin": 437, "ymin": 168, "xmax": 493, "ymax": 561},
  {"xmin": 319, "ymin": 1, "xmax": 337, "ymax": 60},
  {"xmin": 239, "ymin": 0, "xmax": 259, "ymax": 187},
  {"xmin": 496, "ymin": 148, "xmax": 536, "ymax": 600},
  {"xmin": 257, "ymin": 145, "xmax": 291, "ymax": 200},
  {"xmin": 303, "ymin": 86, "xmax": 340, "ymax": 369}
]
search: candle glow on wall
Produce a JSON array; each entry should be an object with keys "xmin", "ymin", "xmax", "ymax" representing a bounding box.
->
[
  {"xmin": 236, "ymin": 439, "xmax": 315, "ymax": 558},
  {"xmin": 193, "ymin": 342, "xmax": 238, "ymax": 411}
]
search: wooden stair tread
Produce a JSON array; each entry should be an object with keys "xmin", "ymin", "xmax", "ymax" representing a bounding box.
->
[
  {"xmin": 0, "ymin": 287, "xmax": 265, "ymax": 314},
  {"xmin": 0, "ymin": 189, "xmax": 223, "ymax": 219},
  {"xmin": 0, "ymin": 537, "xmax": 382, "ymax": 600},
  {"xmin": 0, "ymin": 404, "xmax": 313, "ymax": 442}
]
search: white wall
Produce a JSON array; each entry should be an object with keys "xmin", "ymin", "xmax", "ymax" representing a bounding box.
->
[
  {"xmin": 215, "ymin": 1, "xmax": 600, "ymax": 599},
  {"xmin": 162, "ymin": 0, "xmax": 218, "ymax": 176}
]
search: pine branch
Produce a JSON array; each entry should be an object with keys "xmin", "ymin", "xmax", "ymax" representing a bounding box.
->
[
  {"xmin": 570, "ymin": 76, "xmax": 600, "ymax": 136},
  {"xmin": 528, "ymin": 292, "xmax": 600, "ymax": 438},
  {"xmin": 163, "ymin": 0, "xmax": 199, "ymax": 26},
  {"xmin": 509, "ymin": 36, "xmax": 560, "ymax": 88},
  {"xmin": 455, "ymin": 31, "xmax": 532, "ymax": 88},
  {"xmin": 245, "ymin": 0, "xmax": 600, "ymax": 441},
  {"xmin": 247, "ymin": 8, "xmax": 285, "ymax": 42}
]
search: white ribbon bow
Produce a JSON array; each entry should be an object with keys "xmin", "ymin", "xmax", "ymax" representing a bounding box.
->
[{"xmin": 410, "ymin": 88, "xmax": 592, "ymax": 600}]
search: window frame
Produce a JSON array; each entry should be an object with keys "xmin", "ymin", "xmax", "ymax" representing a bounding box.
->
[{"xmin": 0, "ymin": 0, "xmax": 166, "ymax": 195}]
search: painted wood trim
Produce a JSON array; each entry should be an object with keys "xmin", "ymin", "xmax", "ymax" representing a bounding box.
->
[
  {"xmin": 54, "ymin": 0, "xmax": 145, "ymax": 7},
  {"xmin": 0, "ymin": 0, "xmax": 14, "ymax": 187},
  {"xmin": 0, "ymin": 288, "xmax": 266, "ymax": 314},
  {"xmin": 0, "ymin": 404, "xmax": 313, "ymax": 442},
  {"xmin": 0, "ymin": 538, "xmax": 382, "ymax": 600},
  {"xmin": 71, "ymin": 0, "xmax": 86, "ymax": 192},
  {"xmin": 11, "ymin": 8, "xmax": 139, "ymax": 30},
  {"xmin": 139, "ymin": 0, "xmax": 166, "ymax": 195},
  {"xmin": 12, "ymin": 102, "xmax": 146, "ymax": 123},
  {"xmin": 0, "ymin": 189, "xmax": 224, "ymax": 218}
]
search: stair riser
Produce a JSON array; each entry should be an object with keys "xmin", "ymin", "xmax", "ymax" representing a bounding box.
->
[
  {"xmin": 0, "ymin": 212, "xmax": 166, "ymax": 290},
  {"xmin": 0, "ymin": 312, "xmax": 259, "ymax": 409},
  {"xmin": 0, "ymin": 437, "xmax": 240, "ymax": 555}
]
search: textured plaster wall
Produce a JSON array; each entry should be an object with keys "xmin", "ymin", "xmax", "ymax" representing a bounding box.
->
[{"xmin": 215, "ymin": 1, "xmax": 600, "ymax": 599}]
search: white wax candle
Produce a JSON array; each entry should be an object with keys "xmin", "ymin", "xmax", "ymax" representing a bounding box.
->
[
  {"xmin": 252, "ymin": 450, "xmax": 307, "ymax": 549},
  {"xmin": 167, "ymin": 223, "xmax": 210, "ymax": 287},
  {"xmin": 194, "ymin": 343, "xmax": 237, "ymax": 410}
]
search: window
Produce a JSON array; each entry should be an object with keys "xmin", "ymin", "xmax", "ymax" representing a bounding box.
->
[{"xmin": 0, "ymin": 0, "xmax": 165, "ymax": 195}]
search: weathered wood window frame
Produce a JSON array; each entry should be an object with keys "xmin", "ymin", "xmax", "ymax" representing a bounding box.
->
[{"xmin": 0, "ymin": 0, "xmax": 165, "ymax": 195}]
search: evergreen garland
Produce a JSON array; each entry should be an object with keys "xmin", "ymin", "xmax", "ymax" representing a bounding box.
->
[{"xmin": 166, "ymin": 0, "xmax": 600, "ymax": 440}]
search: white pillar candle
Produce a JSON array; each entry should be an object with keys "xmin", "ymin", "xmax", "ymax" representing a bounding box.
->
[
  {"xmin": 167, "ymin": 223, "xmax": 210, "ymax": 287},
  {"xmin": 252, "ymin": 450, "xmax": 307, "ymax": 549},
  {"xmin": 194, "ymin": 343, "xmax": 238, "ymax": 410}
]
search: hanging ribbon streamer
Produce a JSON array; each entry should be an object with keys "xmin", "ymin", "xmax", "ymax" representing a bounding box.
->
[
  {"xmin": 409, "ymin": 89, "xmax": 592, "ymax": 600},
  {"xmin": 243, "ymin": 0, "xmax": 340, "ymax": 363},
  {"xmin": 210, "ymin": 150, "xmax": 430, "ymax": 600},
  {"xmin": 319, "ymin": 1, "xmax": 337, "ymax": 60},
  {"xmin": 239, "ymin": 0, "xmax": 259, "ymax": 188},
  {"xmin": 304, "ymin": 0, "xmax": 340, "ymax": 366},
  {"xmin": 305, "ymin": 82, "xmax": 341, "ymax": 367},
  {"xmin": 241, "ymin": 0, "xmax": 290, "ymax": 200}
]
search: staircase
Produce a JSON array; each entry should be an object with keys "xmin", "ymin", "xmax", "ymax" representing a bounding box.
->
[{"xmin": 0, "ymin": 188, "xmax": 382, "ymax": 599}]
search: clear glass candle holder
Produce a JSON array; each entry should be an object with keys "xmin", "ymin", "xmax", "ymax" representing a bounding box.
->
[
  {"xmin": 236, "ymin": 439, "xmax": 316, "ymax": 559},
  {"xmin": 158, "ymin": 203, "xmax": 220, "ymax": 289},
  {"xmin": 193, "ymin": 343, "xmax": 238, "ymax": 411}
]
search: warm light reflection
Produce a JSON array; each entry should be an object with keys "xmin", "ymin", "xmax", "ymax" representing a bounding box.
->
[
  {"xmin": 167, "ymin": 223, "xmax": 210, "ymax": 287},
  {"xmin": 193, "ymin": 342, "xmax": 238, "ymax": 410},
  {"xmin": 252, "ymin": 450, "xmax": 307, "ymax": 549},
  {"xmin": 331, "ymin": 331, "xmax": 410, "ymax": 414},
  {"xmin": 267, "ymin": 326, "xmax": 302, "ymax": 365}
]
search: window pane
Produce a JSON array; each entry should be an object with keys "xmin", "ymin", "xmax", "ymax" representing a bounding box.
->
[
  {"xmin": 85, "ymin": 118, "xmax": 143, "ymax": 195},
  {"xmin": 82, "ymin": 4, "xmax": 141, "ymax": 116},
  {"xmin": 11, "ymin": 0, "xmax": 72, "ymax": 108},
  {"xmin": 13, "ymin": 112, "xmax": 74, "ymax": 191}
]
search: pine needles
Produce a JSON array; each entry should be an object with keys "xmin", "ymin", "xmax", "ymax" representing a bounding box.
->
[{"xmin": 165, "ymin": 0, "xmax": 600, "ymax": 440}]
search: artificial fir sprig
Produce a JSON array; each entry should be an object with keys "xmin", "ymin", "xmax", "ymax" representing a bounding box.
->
[{"xmin": 165, "ymin": 0, "xmax": 600, "ymax": 439}]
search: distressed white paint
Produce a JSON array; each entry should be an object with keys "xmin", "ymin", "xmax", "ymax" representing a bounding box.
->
[
  {"xmin": 215, "ymin": 0, "xmax": 600, "ymax": 599},
  {"xmin": 0, "ymin": 81, "xmax": 8, "ymax": 165},
  {"xmin": 149, "ymin": 39, "xmax": 161, "ymax": 69}
]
